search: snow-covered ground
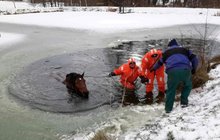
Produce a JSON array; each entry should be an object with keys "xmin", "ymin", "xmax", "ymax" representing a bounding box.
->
[
  {"xmin": 0, "ymin": 7, "xmax": 220, "ymax": 33},
  {"xmin": 0, "ymin": 1, "xmax": 62, "ymax": 15},
  {"xmin": 69, "ymin": 66, "xmax": 220, "ymax": 140},
  {"xmin": 1, "ymin": 1, "xmax": 220, "ymax": 140},
  {"xmin": 125, "ymin": 65, "xmax": 220, "ymax": 140}
]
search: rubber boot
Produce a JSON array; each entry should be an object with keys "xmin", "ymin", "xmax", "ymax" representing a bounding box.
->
[
  {"xmin": 123, "ymin": 90, "xmax": 139, "ymax": 106},
  {"xmin": 156, "ymin": 91, "xmax": 165, "ymax": 103},
  {"xmin": 146, "ymin": 92, "xmax": 153, "ymax": 105}
]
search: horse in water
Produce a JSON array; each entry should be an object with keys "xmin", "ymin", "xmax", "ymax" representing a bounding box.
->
[{"xmin": 62, "ymin": 72, "xmax": 89, "ymax": 98}]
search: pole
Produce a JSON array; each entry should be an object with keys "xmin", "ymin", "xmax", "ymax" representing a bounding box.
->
[{"xmin": 121, "ymin": 80, "xmax": 126, "ymax": 107}]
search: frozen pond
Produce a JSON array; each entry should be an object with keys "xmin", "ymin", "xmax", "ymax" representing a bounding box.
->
[
  {"xmin": 8, "ymin": 37, "xmax": 220, "ymax": 113},
  {"xmin": 1, "ymin": 22, "xmax": 220, "ymax": 139}
]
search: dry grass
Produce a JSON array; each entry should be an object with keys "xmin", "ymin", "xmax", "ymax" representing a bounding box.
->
[
  {"xmin": 192, "ymin": 55, "xmax": 220, "ymax": 88},
  {"xmin": 175, "ymin": 55, "xmax": 220, "ymax": 101},
  {"xmin": 207, "ymin": 55, "xmax": 220, "ymax": 72},
  {"xmin": 209, "ymin": 55, "xmax": 220, "ymax": 62},
  {"xmin": 91, "ymin": 131, "xmax": 113, "ymax": 140},
  {"xmin": 192, "ymin": 62, "xmax": 210, "ymax": 88}
]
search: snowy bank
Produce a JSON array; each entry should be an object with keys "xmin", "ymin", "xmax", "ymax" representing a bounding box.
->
[
  {"xmin": 0, "ymin": 7, "xmax": 220, "ymax": 33},
  {"xmin": 123, "ymin": 65, "xmax": 220, "ymax": 140},
  {"xmin": 0, "ymin": 1, "xmax": 63, "ymax": 15}
]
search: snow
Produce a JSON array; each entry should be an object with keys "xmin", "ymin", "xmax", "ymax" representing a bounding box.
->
[
  {"xmin": 1, "ymin": 2, "xmax": 220, "ymax": 140},
  {"xmin": 0, "ymin": 1, "xmax": 62, "ymax": 15},
  {"xmin": 0, "ymin": 6, "xmax": 220, "ymax": 33},
  {"xmin": 0, "ymin": 32, "xmax": 26, "ymax": 49},
  {"xmin": 0, "ymin": 1, "xmax": 33, "ymax": 10},
  {"xmin": 126, "ymin": 66, "xmax": 220, "ymax": 140}
]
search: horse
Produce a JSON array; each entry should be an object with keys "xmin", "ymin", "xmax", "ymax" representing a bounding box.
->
[{"xmin": 62, "ymin": 72, "xmax": 89, "ymax": 98}]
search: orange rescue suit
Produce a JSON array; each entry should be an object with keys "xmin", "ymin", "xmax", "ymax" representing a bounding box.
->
[
  {"xmin": 114, "ymin": 61, "xmax": 141, "ymax": 90},
  {"xmin": 141, "ymin": 49, "xmax": 165, "ymax": 93}
]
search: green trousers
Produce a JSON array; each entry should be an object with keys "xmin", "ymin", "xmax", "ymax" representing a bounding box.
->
[{"xmin": 166, "ymin": 69, "xmax": 192, "ymax": 112}]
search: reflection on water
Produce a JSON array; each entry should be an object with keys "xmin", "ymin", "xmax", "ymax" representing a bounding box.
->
[
  {"xmin": 108, "ymin": 40, "xmax": 167, "ymax": 67},
  {"xmin": 8, "ymin": 38, "xmax": 220, "ymax": 113}
]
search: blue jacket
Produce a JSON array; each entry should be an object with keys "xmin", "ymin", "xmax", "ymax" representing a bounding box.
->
[{"xmin": 153, "ymin": 45, "xmax": 198, "ymax": 73}]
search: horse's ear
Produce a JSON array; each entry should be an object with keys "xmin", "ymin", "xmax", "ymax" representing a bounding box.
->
[{"xmin": 82, "ymin": 72, "xmax": 84, "ymax": 77}]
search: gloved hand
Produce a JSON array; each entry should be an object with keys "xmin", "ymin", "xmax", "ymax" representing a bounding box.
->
[
  {"xmin": 140, "ymin": 76, "xmax": 149, "ymax": 83},
  {"xmin": 108, "ymin": 72, "xmax": 116, "ymax": 77},
  {"xmin": 191, "ymin": 69, "xmax": 196, "ymax": 75},
  {"xmin": 150, "ymin": 68, "xmax": 155, "ymax": 73}
]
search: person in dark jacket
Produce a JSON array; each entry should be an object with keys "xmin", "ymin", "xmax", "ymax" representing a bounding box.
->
[{"xmin": 151, "ymin": 39, "xmax": 199, "ymax": 113}]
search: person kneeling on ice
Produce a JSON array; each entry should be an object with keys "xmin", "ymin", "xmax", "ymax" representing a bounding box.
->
[
  {"xmin": 150, "ymin": 39, "xmax": 198, "ymax": 113},
  {"xmin": 108, "ymin": 58, "xmax": 148, "ymax": 105}
]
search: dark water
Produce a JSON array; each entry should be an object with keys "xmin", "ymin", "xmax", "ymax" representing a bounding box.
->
[{"xmin": 8, "ymin": 38, "xmax": 220, "ymax": 113}]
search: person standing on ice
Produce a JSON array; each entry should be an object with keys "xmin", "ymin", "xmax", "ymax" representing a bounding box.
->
[
  {"xmin": 151, "ymin": 39, "xmax": 198, "ymax": 113},
  {"xmin": 141, "ymin": 48, "xmax": 165, "ymax": 105},
  {"xmin": 108, "ymin": 58, "xmax": 148, "ymax": 105}
]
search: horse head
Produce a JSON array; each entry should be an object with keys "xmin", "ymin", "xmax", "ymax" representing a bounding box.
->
[
  {"xmin": 64, "ymin": 72, "xmax": 89, "ymax": 98},
  {"xmin": 74, "ymin": 72, "xmax": 89, "ymax": 98}
]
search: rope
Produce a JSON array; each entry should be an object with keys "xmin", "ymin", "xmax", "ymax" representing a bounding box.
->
[
  {"xmin": 120, "ymin": 67, "xmax": 136, "ymax": 107},
  {"xmin": 121, "ymin": 84, "xmax": 126, "ymax": 108},
  {"xmin": 84, "ymin": 75, "xmax": 108, "ymax": 78}
]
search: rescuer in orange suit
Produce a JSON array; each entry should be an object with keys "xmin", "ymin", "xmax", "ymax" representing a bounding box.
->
[
  {"xmin": 141, "ymin": 49, "xmax": 165, "ymax": 104},
  {"xmin": 109, "ymin": 58, "xmax": 148, "ymax": 89},
  {"xmin": 108, "ymin": 58, "xmax": 148, "ymax": 105}
]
